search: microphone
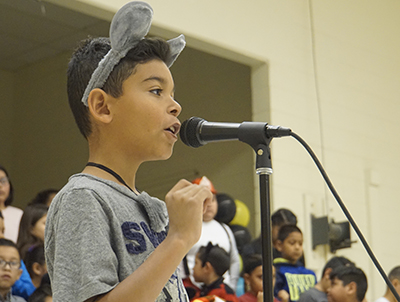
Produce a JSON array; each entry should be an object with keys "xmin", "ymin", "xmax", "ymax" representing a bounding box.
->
[{"xmin": 180, "ymin": 117, "xmax": 292, "ymax": 148}]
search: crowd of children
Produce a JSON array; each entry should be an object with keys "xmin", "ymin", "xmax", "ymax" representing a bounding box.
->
[
  {"xmin": 1, "ymin": 167, "xmax": 399, "ymax": 302},
  {"xmin": 0, "ymin": 165, "xmax": 54, "ymax": 301},
  {"xmin": 0, "ymin": 1, "xmax": 399, "ymax": 302}
]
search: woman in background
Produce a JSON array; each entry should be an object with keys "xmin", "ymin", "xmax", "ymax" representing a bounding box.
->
[{"xmin": 0, "ymin": 164, "xmax": 23, "ymax": 242}]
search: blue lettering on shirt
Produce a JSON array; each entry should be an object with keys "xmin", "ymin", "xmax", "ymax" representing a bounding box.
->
[
  {"xmin": 121, "ymin": 221, "xmax": 147, "ymax": 254},
  {"xmin": 122, "ymin": 221, "xmax": 167, "ymax": 254}
]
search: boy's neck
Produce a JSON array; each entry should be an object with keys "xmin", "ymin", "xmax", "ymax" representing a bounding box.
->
[
  {"xmin": 0, "ymin": 288, "xmax": 11, "ymax": 300},
  {"xmin": 203, "ymin": 273, "xmax": 221, "ymax": 286},
  {"xmin": 384, "ymin": 289, "xmax": 398, "ymax": 302},
  {"xmin": 84, "ymin": 152, "xmax": 140, "ymax": 194}
]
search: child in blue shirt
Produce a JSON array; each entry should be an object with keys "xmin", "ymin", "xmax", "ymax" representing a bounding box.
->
[{"xmin": 273, "ymin": 225, "xmax": 316, "ymax": 302}]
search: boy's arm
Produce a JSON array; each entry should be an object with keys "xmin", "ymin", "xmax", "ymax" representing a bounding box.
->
[{"xmin": 85, "ymin": 179, "xmax": 212, "ymax": 302}]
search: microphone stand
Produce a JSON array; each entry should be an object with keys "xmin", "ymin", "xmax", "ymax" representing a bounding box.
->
[
  {"xmin": 238, "ymin": 123, "xmax": 275, "ymax": 302},
  {"xmin": 256, "ymin": 144, "xmax": 274, "ymax": 302}
]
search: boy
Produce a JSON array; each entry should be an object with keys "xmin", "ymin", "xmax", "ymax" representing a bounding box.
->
[
  {"xmin": 0, "ymin": 238, "xmax": 25, "ymax": 302},
  {"xmin": 191, "ymin": 242, "xmax": 238, "ymax": 302},
  {"xmin": 327, "ymin": 266, "xmax": 367, "ymax": 302},
  {"xmin": 374, "ymin": 265, "xmax": 400, "ymax": 302},
  {"xmin": 44, "ymin": 2, "xmax": 212, "ymax": 302},
  {"xmin": 273, "ymin": 225, "xmax": 316, "ymax": 302},
  {"xmin": 239, "ymin": 254, "xmax": 280, "ymax": 302},
  {"xmin": 298, "ymin": 256, "xmax": 354, "ymax": 302},
  {"xmin": 182, "ymin": 176, "xmax": 240, "ymax": 292}
]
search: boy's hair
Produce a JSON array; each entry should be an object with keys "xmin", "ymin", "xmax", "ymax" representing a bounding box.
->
[
  {"xmin": 277, "ymin": 224, "xmax": 302, "ymax": 242},
  {"xmin": 197, "ymin": 242, "xmax": 230, "ymax": 277},
  {"xmin": 330, "ymin": 266, "xmax": 368, "ymax": 302},
  {"xmin": 0, "ymin": 211, "xmax": 3, "ymax": 219},
  {"xmin": 67, "ymin": 36, "xmax": 172, "ymax": 139},
  {"xmin": 271, "ymin": 208, "xmax": 297, "ymax": 227},
  {"xmin": 29, "ymin": 189, "xmax": 58, "ymax": 206},
  {"xmin": 242, "ymin": 254, "xmax": 262, "ymax": 276},
  {"xmin": 17, "ymin": 204, "xmax": 48, "ymax": 257},
  {"xmin": 27, "ymin": 283, "xmax": 52, "ymax": 302},
  {"xmin": 0, "ymin": 165, "xmax": 14, "ymax": 206},
  {"xmin": 0, "ymin": 238, "xmax": 20, "ymax": 258},
  {"xmin": 24, "ymin": 244, "xmax": 45, "ymax": 278},
  {"xmin": 388, "ymin": 266, "xmax": 400, "ymax": 282},
  {"xmin": 321, "ymin": 256, "xmax": 354, "ymax": 279}
]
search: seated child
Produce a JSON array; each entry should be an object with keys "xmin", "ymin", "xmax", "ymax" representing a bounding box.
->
[
  {"xmin": 375, "ymin": 265, "xmax": 400, "ymax": 302},
  {"xmin": 327, "ymin": 265, "xmax": 367, "ymax": 302},
  {"xmin": 0, "ymin": 238, "xmax": 26, "ymax": 301},
  {"xmin": 273, "ymin": 225, "xmax": 317, "ymax": 302},
  {"xmin": 27, "ymin": 283, "xmax": 52, "ymax": 302},
  {"xmin": 1, "ymin": 211, "xmax": 36, "ymax": 300},
  {"xmin": 239, "ymin": 254, "xmax": 280, "ymax": 302},
  {"xmin": 191, "ymin": 242, "xmax": 238, "ymax": 302},
  {"xmin": 24, "ymin": 244, "xmax": 47, "ymax": 288},
  {"xmin": 298, "ymin": 256, "xmax": 354, "ymax": 302}
]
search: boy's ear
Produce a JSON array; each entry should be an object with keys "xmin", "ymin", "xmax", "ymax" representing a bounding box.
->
[
  {"xmin": 323, "ymin": 268, "xmax": 332, "ymax": 280},
  {"xmin": 32, "ymin": 262, "xmax": 45, "ymax": 276},
  {"xmin": 204, "ymin": 261, "xmax": 214, "ymax": 273},
  {"xmin": 87, "ymin": 88, "xmax": 113, "ymax": 124},
  {"xmin": 346, "ymin": 281, "xmax": 357, "ymax": 297},
  {"xmin": 16, "ymin": 268, "xmax": 23, "ymax": 280},
  {"xmin": 243, "ymin": 273, "xmax": 251, "ymax": 285},
  {"xmin": 275, "ymin": 240, "xmax": 283, "ymax": 252}
]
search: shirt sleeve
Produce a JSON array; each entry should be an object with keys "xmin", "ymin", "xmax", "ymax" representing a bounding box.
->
[{"xmin": 45, "ymin": 188, "xmax": 119, "ymax": 302}]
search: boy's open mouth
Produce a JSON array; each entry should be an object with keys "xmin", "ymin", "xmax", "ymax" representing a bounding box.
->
[{"xmin": 165, "ymin": 123, "xmax": 180, "ymax": 135}]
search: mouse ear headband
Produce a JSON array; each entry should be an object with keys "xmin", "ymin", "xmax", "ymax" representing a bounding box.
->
[{"xmin": 81, "ymin": 1, "xmax": 186, "ymax": 106}]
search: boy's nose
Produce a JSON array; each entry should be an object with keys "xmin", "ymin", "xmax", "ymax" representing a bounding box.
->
[{"xmin": 169, "ymin": 98, "xmax": 182, "ymax": 117}]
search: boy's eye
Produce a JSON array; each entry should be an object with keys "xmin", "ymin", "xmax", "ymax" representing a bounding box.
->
[{"xmin": 150, "ymin": 88, "xmax": 162, "ymax": 96}]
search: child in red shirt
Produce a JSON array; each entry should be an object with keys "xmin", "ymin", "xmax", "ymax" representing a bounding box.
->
[{"xmin": 191, "ymin": 242, "xmax": 238, "ymax": 302}]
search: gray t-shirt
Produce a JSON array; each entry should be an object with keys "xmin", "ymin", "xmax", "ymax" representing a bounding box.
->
[
  {"xmin": 45, "ymin": 174, "xmax": 188, "ymax": 302},
  {"xmin": 298, "ymin": 287, "xmax": 327, "ymax": 302}
]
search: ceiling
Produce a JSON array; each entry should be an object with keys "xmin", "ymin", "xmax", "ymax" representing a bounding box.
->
[{"xmin": 0, "ymin": 0, "xmax": 110, "ymax": 71}]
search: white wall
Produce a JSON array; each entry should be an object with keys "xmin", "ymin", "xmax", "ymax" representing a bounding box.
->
[{"xmin": 44, "ymin": 0, "xmax": 400, "ymax": 300}]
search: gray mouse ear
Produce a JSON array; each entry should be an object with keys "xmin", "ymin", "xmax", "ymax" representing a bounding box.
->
[
  {"xmin": 81, "ymin": 1, "xmax": 153, "ymax": 106},
  {"xmin": 166, "ymin": 34, "xmax": 186, "ymax": 67},
  {"xmin": 109, "ymin": 1, "xmax": 153, "ymax": 52}
]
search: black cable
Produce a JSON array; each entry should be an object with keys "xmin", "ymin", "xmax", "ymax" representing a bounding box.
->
[{"xmin": 290, "ymin": 131, "xmax": 400, "ymax": 302}]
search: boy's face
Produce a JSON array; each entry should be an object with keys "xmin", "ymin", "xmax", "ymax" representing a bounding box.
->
[
  {"xmin": 0, "ymin": 246, "xmax": 22, "ymax": 293},
  {"xmin": 327, "ymin": 277, "xmax": 353, "ymax": 302},
  {"xmin": 244, "ymin": 265, "xmax": 263, "ymax": 295},
  {"xmin": 277, "ymin": 231, "xmax": 303, "ymax": 264},
  {"xmin": 192, "ymin": 254, "xmax": 206, "ymax": 283},
  {"xmin": 203, "ymin": 194, "xmax": 218, "ymax": 222},
  {"xmin": 107, "ymin": 59, "xmax": 181, "ymax": 162},
  {"xmin": 30, "ymin": 214, "xmax": 47, "ymax": 242}
]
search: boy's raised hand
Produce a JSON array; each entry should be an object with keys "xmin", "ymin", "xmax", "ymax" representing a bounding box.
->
[{"xmin": 165, "ymin": 179, "xmax": 213, "ymax": 251}]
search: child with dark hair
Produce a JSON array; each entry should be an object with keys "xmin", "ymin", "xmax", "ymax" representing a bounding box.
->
[
  {"xmin": 274, "ymin": 225, "xmax": 316, "ymax": 302},
  {"xmin": 328, "ymin": 265, "xmax": 368, "ymax": 302},
  {"xmin": 374, "ymin": 265, "xmax": 400, "ymax": 302},
  {"xmin": 24, "ymin": 245, "xmax": 47, "ymax": 288},
  {"xmin": 44, "ymin": 2, "xmax": 212, "ymax": 302},
  {"xmin": 27, "ymin": 283, "xmax": 52, "ymax": 302},
  {"xmin": 191, "ymin": 242, "xmax": 238, "ymax": 302},
  {"xmin": 0, "ymin": 238, "xmax": 26, "ymax": 301},
  {"xmin": 298, "ymin": 256, "xmax": 354, "ymax": 302},
  {"xmin": 28, "ymin": 189, "xmax": 58, "ymax": 207},
  {"xmin": 17, "ymin": 204, "xmax": 48, "ymax": 260},
  {"xmin": 241, "ymin": 208, "xmax": 305, "ymax": 266},
  {"xmin": 239, "ymin": 254, "xmax": 280, "ymax": 302}
]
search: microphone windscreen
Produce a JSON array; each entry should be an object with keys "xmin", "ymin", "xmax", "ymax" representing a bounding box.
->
[{"xmin": 179, "ymin": 116, "xmax": 204, "ymax": 148}]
